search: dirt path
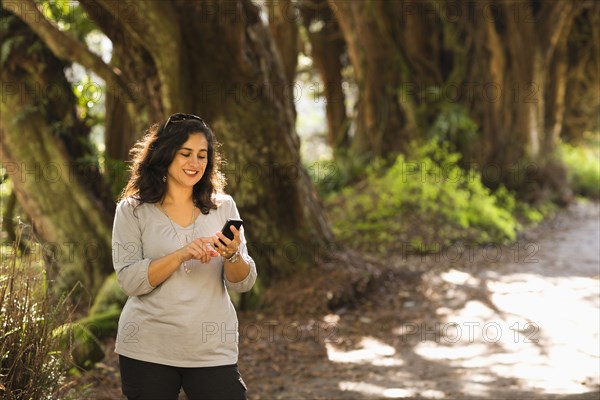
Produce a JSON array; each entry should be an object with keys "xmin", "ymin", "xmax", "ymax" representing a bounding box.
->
[{"xmin": 239, "ymin": 201, "xmax": 600, "ymax": 399}]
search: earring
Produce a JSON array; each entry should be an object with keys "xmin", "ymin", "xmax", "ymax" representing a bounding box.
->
[{"xmin": 162, "ymin": 176, "xmax": 166, "ymax": 182}]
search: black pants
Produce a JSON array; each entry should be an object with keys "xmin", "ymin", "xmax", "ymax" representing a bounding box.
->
[{"xmin": 119, "ymin": 355, "xmax": 247, "ymax": 400}]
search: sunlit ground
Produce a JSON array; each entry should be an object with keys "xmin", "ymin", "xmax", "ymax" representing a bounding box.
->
[{"xmin": 325, "ymin": 204, "xmax": 600, "ymax": 398}]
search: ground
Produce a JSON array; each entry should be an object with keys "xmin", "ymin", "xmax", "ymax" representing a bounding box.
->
[{"xmin": 61, "ymin": 201, "xmax": 600, "ymax": 400}]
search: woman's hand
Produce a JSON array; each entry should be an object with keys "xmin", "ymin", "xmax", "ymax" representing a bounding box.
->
[
  {"xmin": 178, "ymin": 237, "xmax": 219, "ymax": 264},
  {"xmin": 212, "ymin": 226, "xmax": 242, "ymax": 259}
]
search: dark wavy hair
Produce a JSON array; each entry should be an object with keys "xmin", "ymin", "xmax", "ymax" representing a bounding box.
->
[{"xmin": 120, "ymin": 116, "xmax": 226, "ymax": 214}]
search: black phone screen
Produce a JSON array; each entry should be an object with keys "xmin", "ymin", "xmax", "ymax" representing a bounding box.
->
[{"xmin": 220, "ymin": 218, "xmax": 243, "ymax": 243}]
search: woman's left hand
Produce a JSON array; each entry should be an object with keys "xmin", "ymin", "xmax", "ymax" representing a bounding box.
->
[{"xmin": 212, "ymin": 225, "xmax": 241, "ymax": 259}]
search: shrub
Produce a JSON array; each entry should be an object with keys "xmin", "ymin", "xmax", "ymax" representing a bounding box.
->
[
  {"xmin": 560, "ymin": 133, "xmax": 600, "ymax": 198},
  {"xmin": 326, "ymin": 140, "xmax": 519, "ymax": 256}
]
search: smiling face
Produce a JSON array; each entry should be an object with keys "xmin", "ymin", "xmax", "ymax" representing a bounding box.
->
[{"xmin": 166, "ymin": 132, "xmax": 209, "ymax": 189}]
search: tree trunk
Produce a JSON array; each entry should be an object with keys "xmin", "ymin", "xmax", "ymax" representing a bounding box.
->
[
  {"xmin": 267, "ymin": 0, "xmax": 299, "ymax": 119},
  {"xmin": 0, "ymin": 13, "xmax": 114, "ymax": 296},
  {"xmin": 299, "ymin": 0, "xmax": 349, "ymax": 151},
  {"xmin": 329, "ymin": 0, "xmax": 415, "ymax": 158},
  {"xmin": 175, "ymin": 0, "xmax": 335, "ymax": 277},
  {"xmin": 329, "ymin": 0, "xmax": 453, "ymax": 159},
  {"xmin": 267, "ymin": 0, "xmax": 299, "ymax": 87},
  {"xmin": 467, "ymin": 0, "xmax": 581, "ymax": 201},
  {"xmin": 561, "ymin": 4, "xmax": 600, "ymax": 143}
]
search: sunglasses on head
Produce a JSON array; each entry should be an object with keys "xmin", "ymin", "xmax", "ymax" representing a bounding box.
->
[{"xmin": 163, "ymin": 113, "xmax": 208, "ymax": 131}]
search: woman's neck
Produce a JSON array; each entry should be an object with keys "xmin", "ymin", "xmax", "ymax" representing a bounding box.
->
[{"xmin": 161, "ymin": 186, "xmax": 194, "ymax": 207}]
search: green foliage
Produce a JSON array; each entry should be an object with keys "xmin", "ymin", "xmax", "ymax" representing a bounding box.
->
[
  {"xmin": 315, "ymin": 94, "xmax": 481, "ymax": 199},
  {"xmin": 52, "ymin": 322, "xmax": 104, "ymax": 370},
  {"xmin": 427, "ymin": 103, "xmax": 478, "ymax": 149},
  {"xmin": 89, "ymin": 273, "xmax": 126, "ymax": 316},
  {"xmin": 102, "ymin": 157, "xmax": 130, "ymax": 199},
  {"xmin": 326, "ymin": 140, "xmax": 520, "ymax": 255},
  {"xmin": 559, "ymin": 132, "xmax": 600, "ymax": 198},
  {"xmin": 311, "ymin": 149, "xmax": 376, "ymax": 197},
  {"xmin": 0, "ymin": 238, "xmax": 70, "ymax": 399},
  {"xmin": 72, "ymin": 75, "xmax": 102, "ymax": 119},
  {"xmin": 75, "ymin": 308, "xmax": 121, "ymax": 341},
  {"xmin": 37, "ymin": 0, "xmax": 97, "ymax": 41},
  {"xmin": 0, "ymin": 36, "xmax": 24, "ymax": 68}
]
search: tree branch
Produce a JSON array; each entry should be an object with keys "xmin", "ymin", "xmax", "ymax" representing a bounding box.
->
[{"xmin": 2, "ymin": 0, "xmax": 136, "ymax": 103}]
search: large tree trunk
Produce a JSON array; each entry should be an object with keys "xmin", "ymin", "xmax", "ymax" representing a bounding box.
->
[
  {"xmin": 175, "ymin": 0, "xmax": 335, "ymax": 277},
  {"xmin": 0, "ymin": 12, "xmax": 114, "ymax": 296}
]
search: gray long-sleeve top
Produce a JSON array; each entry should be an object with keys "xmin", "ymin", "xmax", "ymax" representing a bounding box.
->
[{"xmin": 111, "ymin": 194, "xmax": 257, "ymax": 367}]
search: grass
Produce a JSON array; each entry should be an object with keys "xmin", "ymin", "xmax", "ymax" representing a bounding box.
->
[{"xmin": 0, "ymin": 227, "xmax": 72, "ymax": 400}]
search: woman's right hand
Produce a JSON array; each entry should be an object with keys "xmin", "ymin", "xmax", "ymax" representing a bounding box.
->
[{"xmin": 178, "ymin": 237, "xmax": 219, "ymax": 264}]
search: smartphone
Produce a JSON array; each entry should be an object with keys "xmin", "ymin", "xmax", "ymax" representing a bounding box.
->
[{"xmin": 219, "ymin": 218, "xmax": 243, "ymax": 244}]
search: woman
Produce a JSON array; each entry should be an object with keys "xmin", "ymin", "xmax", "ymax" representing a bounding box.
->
[{"xmin": 111, "ymin": 113, "xmax": 257, "ymax": 400}]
